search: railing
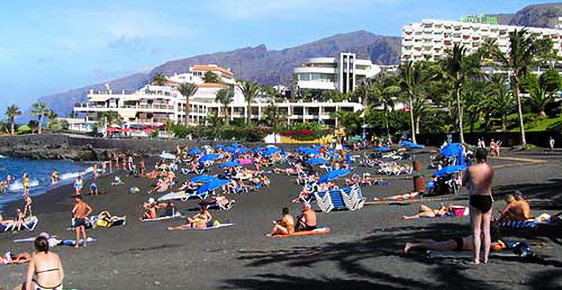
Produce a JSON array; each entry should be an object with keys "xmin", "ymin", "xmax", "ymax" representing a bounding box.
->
[{"xmin": 74, "ymin": 103, "xmax": 174, "ymax": 110}]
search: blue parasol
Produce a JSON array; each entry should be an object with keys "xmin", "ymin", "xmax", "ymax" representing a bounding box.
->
[
  {"xmin": 440, "ymin": 143, "xmax": 463, "ymax": 157},
  {"xmin": 199, "ymin": 154, "xmax": 220, "ymax": 162},
  {"xmin": 434, "ymin": 165, "xmax": 467, "ymax": 177},
  {"xmin": 219, "ymin": 161, "xmax": 241, "ymax": 169},
  {"xmin": 399, "ymin": 141, "xmax": 425, "ymax": 149},
  {"xmin": 318, "ymin": 169, "xmax": 351, "ymax": 184},
  {"xmin": 190, "ymin": 175, "xmax": 219, "ymax": 183},
  {"xmin": 197, "ymin": 179, "xmax": 229, "ymax": 194},
  {"xmin": 188, "ymin": 148, "xmax": 203, "ymax": 156},
  {"xmin": 306, "ymin": 158, "xmax": 327, "ymax": 165},
  {"xmin": 374, "ymin": 146, "xmax": 393, "ymax": 151}
]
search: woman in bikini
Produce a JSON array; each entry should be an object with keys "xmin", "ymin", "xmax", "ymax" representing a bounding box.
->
[
  {"xmin": 402, "ymin": 204, "xmax": 453, "ymax": 220},
  {"xmin": 23, "ymin": 236, "xmax": 64, "ymax": 290},
  {"xmin": 167, "ymin": 206, "xmax": 212, "ymax": 230},
  {"xmin": 268, "ymin": 207, "xmax": 295, "ymax": 236}
]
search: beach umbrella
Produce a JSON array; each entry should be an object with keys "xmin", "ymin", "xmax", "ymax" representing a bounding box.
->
[
  {"xmin": 318, "ymin": 169, "xmax": 352, "ymax": 184},
  {"xmin": 190, "ymin": 175, "xmax": 219, "ymax": 183},
  {"xmin": 440, "ymin": 143, "xmax": 463, "ymax": 157},
  {"xmin": 106, "ymin": 127, "xmax": 120, "ymax": 132},
  {"xmin": 374, "ymin": 146, "xmax": 393, "ymax": 151},
  {"xmin": 262, "ymin": 147, "xmax": 279, "ymax": 157},
  {"xmin": 214, "ymin": 144, "xmax": 224, "ymax": 149},
  {"xmin": 223, "ymin": 146, "xmax": 237, "ymax": 153},
  {"xmin": 306, "ymin": 158, "xmax": 327, "ymax": 165},
  {"xmin": 399, "ymin": 141, "xmax": 425, "ymax": 149},
  {"xmin": 236, "ymin": 147, "xmax": 250, "ymax": 154},
  {"xmin": 159, "ymin": 151, "xmax": 176, "ymax": 159},
  {"xmin": 188, "ymin": 148, "xmax": 203, "ymax": 156},
  {"xmin": 197, "ymin": 179, "xmax": 230, "ymax": 194},
  {"xmin": 231, "ymin": 143, "xmax": 242, "ymax": 147},
  {"xmin": 219, "ymin": 161, "xmax": 241, "ymax": 169},
  {"xmin": 199, "ymin": 154, "xmax": 220, "ymax": 162},
  {"xmin": 142, "ymin": 128, "xmax": 156, "ymax": 133},
  {"xmin": 122, "ymin": 127, "xmax": 138, "ymax": 133},
  {"xmin": 434, "ymin": 165, "xmax": 468, "ymax": 177},
  {"xmin": 253, "ymin": 147, "xmax": 265, "ymax": 153}
]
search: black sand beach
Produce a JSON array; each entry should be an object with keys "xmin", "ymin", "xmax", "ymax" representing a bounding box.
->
[{"xmin": 1, "ymin": 148, "xmax": 561, "ymax": 289}]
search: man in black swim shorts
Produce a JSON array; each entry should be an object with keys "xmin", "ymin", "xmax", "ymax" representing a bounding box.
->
[{"xmin": 462, "ymin": 148, "xmax": 494, "ymax": 265}]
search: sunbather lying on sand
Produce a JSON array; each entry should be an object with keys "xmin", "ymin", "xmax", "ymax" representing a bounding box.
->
[
  {"xmin": 374, "ymin": 191, "xmax": 420, "ymax": 202},
  {"xmin": 402, "ymin": 204, "xmax": 465, "ymax": 220},
  {"xmin": 404, "ymin": 235, "xmax": 506, "ymax": 253},
  {"xmin": 167, "ymin": 206, "xmax": 212, "ymax": 230},
  {"xmin": 1, "ymin": 251, "xmax": 31, "ymax": 265}
]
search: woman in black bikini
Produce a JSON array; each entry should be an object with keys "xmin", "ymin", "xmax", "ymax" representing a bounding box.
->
[{"xmin": 23, "ymin": 236, "xmax": 64, "ymax": 290}]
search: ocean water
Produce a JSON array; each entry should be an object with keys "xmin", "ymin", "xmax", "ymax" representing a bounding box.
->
[{"xmin": 0, "ymin": 156, "xmax": 93, "ymax": 213}]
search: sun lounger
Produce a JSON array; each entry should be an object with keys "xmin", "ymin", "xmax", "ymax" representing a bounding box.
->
[
  {"xmin": 314, "ymin": 185, "xmax": 364, "ymax": 213},
  {"xmin": 0, "ymin": 216, "xmax": 38, "ymax": 232},
  {"xmin": 158, "ymin": 190, "xmax": 209, "ymax": 202}
]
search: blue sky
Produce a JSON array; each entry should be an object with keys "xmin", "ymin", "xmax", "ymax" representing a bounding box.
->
[{"xmin": 0, "ymin": 0, "xmax": 551, "ymax": 115}]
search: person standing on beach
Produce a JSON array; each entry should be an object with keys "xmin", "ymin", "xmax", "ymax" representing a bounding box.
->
[
  {"xmin": 74, "ymin": 176, "xmax": 84, "ymax": 196},
  {"xmin": 51, "ymin": 169, "xmax": 59, "ymax": 185},
  {"xmin": 23, "ymin": 195, "xmax": 33, "ymax": 217},
  {"xmin": 138, "ymin": 157, "xmax": 146, "ymax": 176},
  {"xmin": 549, "ymin": 136, "xmax": 555, "ymax": 151},
  {"xmin": 22, "ymin": 173, "xmax": 30, "ymax": 196},
  {"xmin": 462, "ymin": 148, "xmax": 494, "ymax": 264},
  {"xmin": 72, "ymin": 195, "xmax": 92, "ymax": 248}
]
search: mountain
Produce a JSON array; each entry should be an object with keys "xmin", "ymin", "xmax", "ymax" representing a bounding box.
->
[
  {"xmin": 38, "ymin": 30, "xmax": 400, "ymax": 117},
  {"xmin": 508, "ymin": 3, "xmax": 562, "ymax": 28}
]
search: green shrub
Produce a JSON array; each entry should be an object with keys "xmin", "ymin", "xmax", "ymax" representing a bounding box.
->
[{"xmin": 17, "ymin": 125, "xmax": 32, "ymax": 134}]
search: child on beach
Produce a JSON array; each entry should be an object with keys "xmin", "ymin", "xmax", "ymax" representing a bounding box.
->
[
  {"xmin": 22, "ymin": 173, "xmax": 30, "ymax": 196},
  {"xmin": 74, "ymin": 176, "xmax": 84, "ymax": 195},
  {"xmin": 23, "ymin": 195, "xmax": 33, "ymax": 217}
]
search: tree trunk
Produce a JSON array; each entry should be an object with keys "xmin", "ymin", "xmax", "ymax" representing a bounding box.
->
[
  {"xmin": 415, "ymin": 115, "xmax": 421, "ymax": 134},
  {"xmin": 456, "ymin": 87, "xmax": 465, "ymax": 144},
  {"xmin": 408, "ymin": 93, "xmax": 417, "ymax": 143},
  {"xmin": 384, "ymin": 109, "xmax": 390, "ymax": 141},
  {"xmin": 10, "ymin": 118, "xmax": 14, "ymax": 135},
  {"xmin": 502, "ymin": 114, "xmax": 507, "ymax": 133},
  {"xmin": 185, "ymin": 98, "xmax": 190, "ymax": 127},
  {"xmin": 224, "ymin": 106, "xmax": 229, "ymax": 124},
  {"xmin": 246, "ymin": 103, "xmax": 251, "ymax": 126},
  {"xmin": 37, "ymin": 116, "xmax": 42, "ymax": 134},
  {"xmin": 513, "ymin": 77, "xmax": 527, "ymax": 146}
]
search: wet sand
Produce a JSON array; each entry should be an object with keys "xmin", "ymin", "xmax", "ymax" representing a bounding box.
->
[{"xmin": 1, "ymin": 149, "xmax": 561, "ymax": 289}]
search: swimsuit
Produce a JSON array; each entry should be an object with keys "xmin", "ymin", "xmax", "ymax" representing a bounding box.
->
[
  {"xmin": 469, "ymin": 195, "xmax": 494, "ymax": 213},
  {"xmin": 298, "ymin": 225, "xmax": 317, "ymax": 231},
  {"xmin": 453, "ymin": 237, "xmax": 464, "ymax": 251},
  {"xmin": 34, "ymin": 268, "xmax": 62, "ymax": 290},
  {"xmin": 73, "ymin": 218, "xmax": 86, "ymax": 228}
]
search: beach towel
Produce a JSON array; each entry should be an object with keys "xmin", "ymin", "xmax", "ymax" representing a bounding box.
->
[
  {"xmin": 180, "ymin": 222, "xmax": 234, "ymax": 231},
  {"xmin": 14, "ymin": 236, "xmax": 96, "ymax": 247},
  {"xmin": 271, "ymin": 227, "xmax": 331, "ymax": 238}
]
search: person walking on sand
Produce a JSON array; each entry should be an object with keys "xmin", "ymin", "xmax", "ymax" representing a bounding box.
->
[
  {"xmin": 71, "ymin": 195, "xmax": 92, "ymax": 248},
  {"xmin": 462, "ymin": 148, "xmax": 494, "ymax": 265},
  {"xmin": 51, "ymin": 169, "xmax": 59, "ymax": 185}
]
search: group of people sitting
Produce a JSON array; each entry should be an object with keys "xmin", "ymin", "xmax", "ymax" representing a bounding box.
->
[
  {"xmin": 497, "ymin": 192, "xmax": 532, "ymax": 222},
  {"xmin": 142, "ymin": 198, "xmax": 177, "ymax": 220}
]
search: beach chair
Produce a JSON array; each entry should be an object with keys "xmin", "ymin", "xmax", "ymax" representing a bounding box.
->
[{"xmin": 314, "ymin": 190, "xmax": 335, "ymax": 213}]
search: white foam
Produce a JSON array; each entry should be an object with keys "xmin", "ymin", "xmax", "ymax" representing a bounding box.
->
[
  {"xmin": 58, "ymin": 167, "xmax": 94, "ymax": 181},
  {"xmin": 8, "ymin": 179, "xmax": 40, "ymax": 192}
]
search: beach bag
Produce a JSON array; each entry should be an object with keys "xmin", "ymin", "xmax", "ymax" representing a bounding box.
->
[{"xmin": 129, "ymin": 186, "xmax": 140, "ymax": 194}]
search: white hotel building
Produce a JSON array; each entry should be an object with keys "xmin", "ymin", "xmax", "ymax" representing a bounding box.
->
[
  {"xmin": 294, "ymin": 53, "xmax": 382, "ymax": 93},
  {"xmin": 70, "ymin": 64, "xmax": 363, "ymax": 131},
  {"xmin": 401, "ymin": 19, "xmax": 562, "ymax": 63}
]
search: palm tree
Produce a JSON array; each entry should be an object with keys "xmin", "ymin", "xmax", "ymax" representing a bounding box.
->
[
  {"xmin": 488, "ymin": 75, "xmax": 514, "ymax": 133},
  {"xmin": 398, "ymin": 61, "xmax": 431, "ymax": 144},
  {"xmin": 151, "ymin": 73, "xmax": 167, "ymax": 86},
  {"xmin": 333, "ymin": 110, "xmax": 362, "ymax": 137},
  {"xmin": 488, "ymin": 29, "xmax": 553, "ymax": 146},
  {"xmin": 372, "ymin": 76, "xmax": 400, "ymax": 140},
  {"xmin": 202, "ymin": 71, "xmax": 221, "ymax": 83},
  {"xmin": 527, "ymin": 85, "xmax": 552, "ymax": 117},
  {"xmin": 31, "ymin": 101, "xmax": 49, "ymax": 134},
  {"xmin": 5, "ymin": 105, "xmax": 21, "ymax": 135},
  {"xmin": 263, "ymin": 101, "xmax": 286, "ymax": 129},
  {"xmin": 240, "ymin": 80, "xmax": 261, "ymax": 126},
  {"xmin": 98, "ymin": 111, "xmax": 122, "ymax": 127},
  {"xmin": 215, "ymin": 87, "xmax": 234, "ymax": 123},
  {"xmin": 177, "ymin": 83, "xmax": 199, "ymax": 126},
  {"xmin": 442, "ymin": 45, "xmax": 481, "ymax": 144}
]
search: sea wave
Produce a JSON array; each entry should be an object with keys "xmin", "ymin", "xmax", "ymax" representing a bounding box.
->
[
  {"xmin": 59, "ymin": 167, "xmax": 94, "ymax": 181},
  {"xmin": 8, "ymin": 178, "xmax": 40, "ymax": 192}
]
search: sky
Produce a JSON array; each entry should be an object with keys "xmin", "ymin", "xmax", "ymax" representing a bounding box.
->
[{"xmin": 0, "ymin": 0, "xmax": 553, "ymax": 115}]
